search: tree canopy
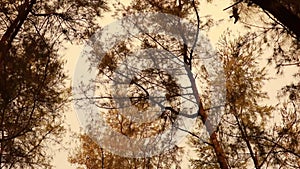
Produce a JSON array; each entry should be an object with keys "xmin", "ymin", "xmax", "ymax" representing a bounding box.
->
[
  {"xmin": 0, "ymin": 0, "xmax": 108, "ymax": 168},
  {"xmin": 1, "ymin": 0, "xmax": 300, "ymax": 168},
  {"xmin": 69, "ymin": 0, "xmax": 300, "ymax": 168}
]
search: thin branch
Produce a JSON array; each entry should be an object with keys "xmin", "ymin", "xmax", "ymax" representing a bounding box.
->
[
  {"xmin": 262, "ymin": 9, "xmax": 298, "ymax": 40},
  {"xmin": 173, "ymin": 125, "xmax": 213, "ymax": 146},
  {"xmin": 223, "ymin": 0, "xmax": 243, "ymax": 11},
  {"xmin": 189, "ymin": 0, "xmax": 200, "ymax": 70},
  {"xmin": 30, "ymin": 11, "xmax": 64, "ymax": 17},
  {"xmin": 278, "ymin": 62, "xmax": 300, "ymax": 67}
]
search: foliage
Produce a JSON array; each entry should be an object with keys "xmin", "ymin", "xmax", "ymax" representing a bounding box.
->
[
  {"xmin": 69, "ymin": 134, "xmax": 183, "ymax": 169},
  {"xmin": 0, "ymin": 0, "xmax": 108, "ymax": 168},
  {"xmin": 190, "ymin": 31, "xmax": 300, "ymax": 169},
  {"xmin": 69, "ymin": 0, "xmax": 300, "ymax": 168}
]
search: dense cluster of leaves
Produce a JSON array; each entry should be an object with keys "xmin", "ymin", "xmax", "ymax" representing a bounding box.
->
[
  {"xmin": 0, "ymin": 0, "xmax": 108, "ymax": 168},
  {"xmin": 69, "ymin": 134, "xmax": 183, "ymax": 169},
  {"xmin": 0, "ymin": 34, "xmax": 67, "ymax": 169}
]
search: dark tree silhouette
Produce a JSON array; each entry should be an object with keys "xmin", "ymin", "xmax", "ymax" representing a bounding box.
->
[{"xmin": 0, "ymin": 0, "xmax": 108, "ymax": 168}]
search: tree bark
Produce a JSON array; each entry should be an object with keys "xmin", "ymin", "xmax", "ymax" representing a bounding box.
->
[
  {"xmin": 251, "ymin": 0, "xmax": 300, "ymax": 40},
  {"xmin": 179, "ymin": 1, "xmax": 229, "ymax": 166},
  {"xmin": 0, "ymin": 0, "xmax": 36, "ymax": 65},
  {"xmin": 184, "ymin": 54, "xmax": 229, "ymax": 169}
]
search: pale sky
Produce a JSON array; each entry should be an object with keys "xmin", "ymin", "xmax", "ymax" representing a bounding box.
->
[{"xmin": 52, "ymin": 0, "xmax": 298, "ymax": 168}]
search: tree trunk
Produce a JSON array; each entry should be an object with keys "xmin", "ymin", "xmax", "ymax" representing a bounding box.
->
[
  {"xmin": 0, "ymin": 0, "xmax": 36, "ymax": 65},
  {"xmin": 184, "ymin": 55, "xmax": 229, "ymax": 169},
  {"xmin": 251, "ymin": 0, "xmax": 300, "ymax": 40}
]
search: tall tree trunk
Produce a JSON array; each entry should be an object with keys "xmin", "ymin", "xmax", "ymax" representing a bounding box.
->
[
  {"xmin": 0, "ymin": 0, "xmax": 36, "ymax": 62},
  {"xmin": 179, "ymin": 0, "xmax": 229, "ymax": 167},
  {"xmin": 184, "ymin": 45, "xmax": 229, "ymax": 169},
  {"xmin": 0, "ymin": 0, "xmax": 36, "ymax": 99},
  {"xmin": 0, "ymin": 0, "xmax": 36, "ymax": 163},
  {"xmin": 251, "ymin": 0, "xmax": 300, "ymax": 40}
]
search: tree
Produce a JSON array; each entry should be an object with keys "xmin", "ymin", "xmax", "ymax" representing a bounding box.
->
[
  {"xmin": 223, "ymin": 0, "xmax": 300, "ymax": 75},
  {"xmin": 223, "ymin": 0, "xmax": 300, "ymax": 40},
  {"xmin": 70, "ymin": 0, "xmax": 300, "ymax": 169},
  {"xmin": 190, "ymin": 32, "xmax": 300, "ymax": 169},
  {"xmin": 247, "ymin": 0, "xmax": 300, "ymax": 40},
  {"xmin": 223, "ymin": 2, "xmax": 300, "ymax": 150},
  {"xmin": 196, "ymin": 0, "xmax": 300, "ymax": 168},
  {"xmin": 191, "ymin": 32, "xmax": 271, "ymax": 169},
  {"xmin": 0, "ymin": 0, "xmax": 108, "ymax": 168},
  {"xmin": 69, "ymin": 134, "xmax": 183, "ymax": 169},
  {"xmin": 70, "ymin": 39, "xmax": 187, "ymax": 168},
  {"xmin": 0, "ymin": 34, "xmax": 67, "ymax": 169},
  {"xmin": 72, "ymin": 0, "xmax": 230, "ymax": 168}
]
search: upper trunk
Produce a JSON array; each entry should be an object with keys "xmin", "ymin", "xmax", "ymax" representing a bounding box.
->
[
  {"xmin": 251, "ymin": 0, "xmax": 300, "ymax": 40},
  {"xmin": 0, "ymin": 0, "xmax": 36, "ymax": 58}
]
